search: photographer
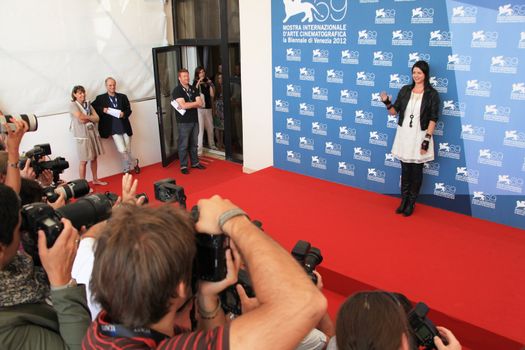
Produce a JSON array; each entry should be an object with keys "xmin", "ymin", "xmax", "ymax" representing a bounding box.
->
[
  {"xmin": 0, "ymin": 183, "xmax": 91, "ymax": 349},
  {"xmin": 83, "ymin": 195, "xmax": 326, "ymax": 349},
  {"xmin": 327, "ymin": 291, "xmax": 461, "ymax": 350}
]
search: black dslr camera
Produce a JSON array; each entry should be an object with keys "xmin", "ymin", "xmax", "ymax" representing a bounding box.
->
[
  {"xmin": 43, "ymin": 179, "xmax": 90, "ymax": 203},
  {"xmin": 20, "ymin": 192, "xmax": 117, "ymax": 265},
  {"xmin": 154, "ymin": 178, "xmax": 186, "ymax": 208},
  {"xmin": 408, "ymin": 302, "xmax": 445, "ymax": 350},
  {"xmin": 20, "ymin": 143, "xmax": 69, "ymax": 183},
  {"xmin": 291, "ymin": 240, "xmax": 323, "ymax": 284}
]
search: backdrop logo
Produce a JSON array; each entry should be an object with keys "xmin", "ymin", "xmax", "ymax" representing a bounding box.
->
[
  {"xmin": 429, "ymin": 30, "xmax": 452, "ymax": 47},
  {"xmin": 433, "ymin": 121, "xmax": 445, "ymax": 136},
  {"xmin": 392, "ymin": 30, "xmax": 413, "ymax": 46},
  {"xmin": 511, "ymin": 82, "xmax": 525, "ymax": 100},
  {"xmin": 430, "ymin": 76, "xmax": 448, "ymax": 93},
  {"xmin": 355, "ymin": 110, "xmax": 374, "ymax": 125},
  {"xmin": 325, "ymin": 106, "xmax": 343, "ymax": 120},
  {"xmin": 456, "ymin": 167, "xmax": 479, "ymax": 184},
  {"xmin": 286, "ymin": 150, "xmax": 301, "ymax": 164},
  {"xmin": 286, "ymin": 117, "xmax": 301, "ymax": 131},
  {"xmin": 472, "ymin": 192, "xmax": 496, "ymax": 209},
  {"xmin": 385, "ymin": 153, "xmax": 401, "ymax": 168},
  {"xmin": 387, "ymin": 114, "xmax": 398, "ymax": 129},
  {"xmin": 299, "ymin": 67, "xmax": 315, "ymax": 81},
  {"xmin": 282, "ymin": 0, "xmax": 349, "ymax": 23},
  {"xmin": 340, "ymin": 89, "xmax": 358, "ymax": 104},
  {"xmin": 389, "ymin": 73, "xmax": 410, "ymax": 89},
  {"xmin": 312, "ymin": 121, "xmax": 328, "ymax": 136},
  {"xmin": 460, "ymin": 124, "xmax": 485, "ymax": 142},
  {"xmin": 339, "ymin": 126, "xmax": 356, "ymax": 141},
  {"xmin": 372, "ymin": 51, "xmax": 393, "ymax": 67},
  {"xmin": 286, "ymin": 84, "xmax": 302, "ymax": 98},
  {"xmin": 478, "ymin": 148, "xmax": 503, "ymax": 167},
  {"xmin": 375, "ymin": 8, "xmax": 396, "ymax": 24},
  {"xmin": 311, "ymin": 155, "xmax": 327, "ymax": 170},
  {"xmin": 370, "ymin": 92, "xmax": 384, "ymax": 107},
  {"xmin": 356, "ymin": 71, "xmax": 375, "ymax": 86},
  {"xmin": 354, "ymin": 147, "xmax": 372, "ymax": 162},
  {"xmin": 484, "ymin": 105, "xmax": 510, "ymax": 123},
  {"xmin": 325, "ymin": 141, "xmax": 342, "ymax": 156},
  {"xmin": 274, "ymin": 65, "xmax": 289, "ymax": 79},
  {"xmin": 286, "ymin": 48, "xmax": 301, "ymax": 61},
  {"xmin": 312, "ymin": 49, "xmax": 329, "ymax": 63},
  {"xmin": 360, "ymin": 0, "xmax": 378, "ymax": 3},
  {"xmin": 358, "ymin": 30, "xmax": 377, "ymax": 45},
  {"xmin": 369, "ymin": 131, "xmax": 388, "ymax": 147},
  {"xmin": 367, "ymin": 168, "xmax": 386, "ymax": 184},
  {"xmin": 443, "ymin": 100, "xmax": 466, "ymax": 117},
  {"xmin": 312, "ymin": 86, "xmax": 328, "ymax": 100},
  {"xmin": 490, "ymin": 56, "xmax": 519, "ymax": 74},
  {"xmin": 299, "ymin": 136, "xmax": 315, "ymax": 150},
  {"xmin": 497, "ymin": 175, "xmax": 524, "ymax": 193},
  {"xmin": 275, "ymin": 99, "xmax": 290, "ymax": 113},
  {"xmin": 447, "ymin": 54, "xmax": 472, "ymax": 71},
  {"xmin": 471, "ymin": 31, "xmax": 498, "ymax": 48},
  {"xmin": 408, "ymin": 52, "xmax": 431, "ymax": 67},
  {"xmin": 338, "ymin": 161, "xmax": 355, "ymax": 176},
  {"xmin": 275, "ymin": 132, "xmax": 290, "ymax": 145},
  {"xmin": 497, "ymin": 4, "xmax": 525, "ymax": 23},
  {"xmin": 423, "ymin": 162, "xmax": 440, "ymax": 176},
  {"xmin": 451, "ymin": 5, "xmax": 478, "ymax": 24},
  {"xmin": 520, "ymin": 32, "xmax": 525, "ymax": 48},
  {"xmin": 438, "ymin": 143, "xmax": 461, "ymax": 159},
  {"xmin": 465, "ymin": 79, "xmax": 492, "ymax": 97},
  {"xmin": 411, "ymin": 7, "xmax": 434, "ymax": 24},
  {"xmin": 341, "ymin": 50, "xmax": 359, "ymax": 64},
  {"xmin": 326, "ymin": 69, "xmax": 344, "ymax": 83},
  {"xmin": 299, "ymin": 102, "xmax": 315, "ymax": 116},
  {"xmin": 515, "ymin": 200, "xmax": 525, "ymax": 216},
  {"xmin": 503, "ymin": 130, "xmax": 525, "ymax": 148},
  {"xmin": 434, "ymin": 183, "xmax": 456, "ymax": 200}
]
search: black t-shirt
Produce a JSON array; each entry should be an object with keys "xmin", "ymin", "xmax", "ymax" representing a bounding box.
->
[{"xmin": 172, "ymin": 85, "xmax": 198, "ymax": 123}]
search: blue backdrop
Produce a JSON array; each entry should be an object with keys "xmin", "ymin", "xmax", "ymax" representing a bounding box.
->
[{"xmin": 271, "ymin": 0, "xmax": 525, "ymax": 230}]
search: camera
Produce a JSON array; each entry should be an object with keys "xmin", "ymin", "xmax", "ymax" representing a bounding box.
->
[
  {"xmin": 154, "ymin": 178, "xmax": 186, "ymax": 208},
  {"xmin": 220, "ymin": 269, "xmax": 255, "ymax": 315},
  {"xmin": 20, "ymin": 143, "xmax": 69, "ymax": 183},
  {"xmin": 0, "ymin": 114, "xmax": 38, "ymax": 133},
  {"xmin": 43, "ymin": 179, "xmax": 90, "ymax": 203},
  {"xmin": 291, "ymin": 240, "xmax": 323, "ymax": 284},
  {"xmin": 407, "ymin": 302, "xmax": 444, "ymax": 350},
  {"xmin": 20, "ymin": 192, "xmax": 117, "ymax": 265}
]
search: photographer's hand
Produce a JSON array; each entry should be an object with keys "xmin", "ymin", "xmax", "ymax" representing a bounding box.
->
[
  {"xmin": 196, "ymin": 195, "xmax": 244, "ymax": 234},
  {"xmin": 119, "ymin": 173, "xmax": 145, "ymax": 206},
  {"xmin": 37, "ymin": 218, "xmax": 80, "ymax": 287},
  {"xmin": 434, "ymin": 326, "xmax": 461, "ymax": 350},
  {"xmin": 20, "ymin": 159, "xmax": 36, "ymax": 180},
  {"xmin": 49, "ymin": 192, "xmax": 66, "ymax": 210},
  {"xmin": 4, "ymin": 118, "xmax": 27, "ymax": 193},
  {"xmin": 236, "ymin": 284, "xmax": 260, "ymax": 314},
  {"xmin": 38, "ymin": 169, "xmax": 54, "ymax": 187}
]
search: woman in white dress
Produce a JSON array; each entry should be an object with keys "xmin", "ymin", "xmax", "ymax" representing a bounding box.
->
[{"xmin": 380, "ymin": 61, "xmax": 440, "ymax": 216}]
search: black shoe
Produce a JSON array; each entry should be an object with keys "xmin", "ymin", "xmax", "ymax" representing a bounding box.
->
[
  {"xmin": 403, "ymin": 196, "xmax": 417, "ymax": 217},
  {"xmin": 395, "ymin": 197, "xmax": 409, "ymax": 214},
  {"xmin": 181, "ymin": 168, "xmax": 189, "ymax": 175},
  {"xmin": 192, "ymin": 163, "xmax": 206, "ymax": 170},
  {"xmin": 134, "ymin": 159, "xmax": 140, "ymax": 174}
]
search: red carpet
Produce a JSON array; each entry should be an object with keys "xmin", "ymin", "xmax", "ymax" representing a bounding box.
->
[{"xmin": 94, "ymin": 160, "xmax": 525, "ymax": 350}]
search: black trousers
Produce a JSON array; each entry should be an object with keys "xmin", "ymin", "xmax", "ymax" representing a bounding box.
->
[{"xmin": 400, "ymin": 162, "xmax": 424, "ymax": 197}]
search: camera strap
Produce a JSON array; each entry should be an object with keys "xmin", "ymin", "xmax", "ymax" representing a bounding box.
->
[{"xmin": 98, "ymin": 323, "xmax": 169, "ymax": 344}]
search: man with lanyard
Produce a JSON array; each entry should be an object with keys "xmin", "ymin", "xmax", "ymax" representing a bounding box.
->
[
  {"xmin": 92, "ymin": 77, "xmax": 139, "ymax": 174},
  {"xmin": 172, "ymin": 68, "xmax": 206, "ymax": 175}
]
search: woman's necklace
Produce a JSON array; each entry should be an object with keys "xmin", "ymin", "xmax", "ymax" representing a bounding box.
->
[{"xmin": 408, "ymin": 91, "xmax": 422, "ymax": 128}]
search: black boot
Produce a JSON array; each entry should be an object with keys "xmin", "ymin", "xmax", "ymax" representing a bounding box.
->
[
  {"xmin": 403, "ymin": 164, "xmax": 423, "ymax": 217},
  {"xmin": 403, "ymin": 193, "xmax": 417, "ymax": 217},
  {"xmin": 396, "ymin": 163, "xmax": 410, "ymax": 214}
]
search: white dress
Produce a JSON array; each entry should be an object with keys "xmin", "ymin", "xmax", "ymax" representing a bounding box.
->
[{"xmin": 391, "ymin": 92, "xmax": 434, "ymax": 163}]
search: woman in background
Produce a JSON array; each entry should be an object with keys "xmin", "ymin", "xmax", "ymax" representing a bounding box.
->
[
  {"xmin": 193, "ymin": 66, "xmax": 217, "ymax": 155},
  {"xmin": 69, "ymin": 85, "xmax": 106, "ymax": 185},
  {"xmin": 213, "ymin": 72, "xmax": 225, "ymax": 151}
]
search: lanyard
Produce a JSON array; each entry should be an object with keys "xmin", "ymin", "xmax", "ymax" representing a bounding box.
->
[{"xmin": 109, "ymin": 95, "xmax": 118, "ymax": 109}]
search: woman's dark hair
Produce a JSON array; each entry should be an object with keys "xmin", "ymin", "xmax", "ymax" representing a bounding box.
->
[
  {"xmin": 194, "ymin": 66, "xmax": 205, "ymax": 83},
  {"xmin": 0, "ymin": 183, "xmax": 21, "ymax": 246},
  {"xmin": 411, "ymin": 60, "xmax": 431, "ymax": 88},
  {"xmin": 71, "ymin": 85, "xmax": 85, "ymax": 102},
  {"xmin": 90, "ymin": 204, "xmax": 196, "ymax": 328},
  {"xmin": 336, "ymin": 290, "xmax": 409, "ymax": 350},
  {"xmin": 215, "ymin": 72, "xmax": 223, "ymax": 97},
  {"xmin": 19, "ymin": 178, "xmax": 44, "ymax": 206}
]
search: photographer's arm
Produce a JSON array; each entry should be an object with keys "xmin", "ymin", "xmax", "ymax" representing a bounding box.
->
[
  {"xmin": 3, "ymin": 119, "xmax": 27, "ymax": 193},
  {"xmin": 197, "ymin": 196, "xmax": 327, "ymax": 350}
]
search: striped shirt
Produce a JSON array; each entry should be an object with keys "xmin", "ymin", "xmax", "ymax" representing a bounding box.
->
[{"xmin": 82, "ymin": 311, "xmax": 230, "ymax": 350}]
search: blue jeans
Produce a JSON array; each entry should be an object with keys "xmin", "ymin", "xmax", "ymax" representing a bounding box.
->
[{"xmin": 177, "ymin": 122, "xmax": 199, "ymax": 168}]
